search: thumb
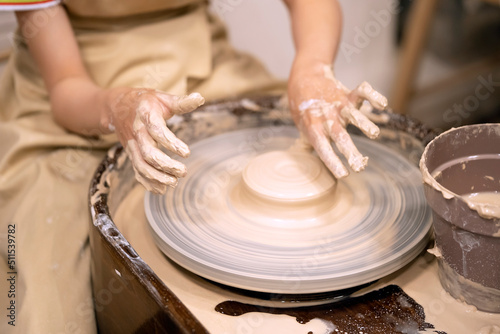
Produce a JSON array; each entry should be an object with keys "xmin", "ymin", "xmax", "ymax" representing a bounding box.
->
[{"xmin": 161, "ymin": 92, "xmax": 205, "ymax": 115}]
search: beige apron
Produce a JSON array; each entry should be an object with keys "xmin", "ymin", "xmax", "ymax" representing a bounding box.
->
[{"xmin": 0, "ymin": 1, "xmax": 284, "ymax": 333}]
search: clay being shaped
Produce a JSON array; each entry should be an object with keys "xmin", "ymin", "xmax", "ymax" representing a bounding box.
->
[{"xmin": 242, "ymin": 149, "xmax": 336, "ymax": 204}]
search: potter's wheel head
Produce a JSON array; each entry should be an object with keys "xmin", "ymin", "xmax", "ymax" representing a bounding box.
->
[{"xmin": 145, "ymin": 126, "xmax": 432, "ymax": 294}]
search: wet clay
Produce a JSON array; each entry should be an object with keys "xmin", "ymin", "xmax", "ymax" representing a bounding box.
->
[
  {"xmin": 215, "ymin": 285, "xmax": 443, "ymax": 334},
  {"xmin": 462, "ymin": 191, "xmax": 500, "ymax": 219},
  {"xmin": 242, "ymin": 150, "xmax": 336, "ymax": 203}
]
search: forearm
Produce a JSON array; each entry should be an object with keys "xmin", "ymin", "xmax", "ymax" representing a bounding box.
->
[
  {"xmin": 16, "ymin": 6, "xmax": 110, "ymax": 136},
  {"xmin": 283, "ymin": 0, "xmax": 342, "ymax": 73},
  {"xmin": 49, "ymin": 77, "xmax": 122, "ymax": 136}
]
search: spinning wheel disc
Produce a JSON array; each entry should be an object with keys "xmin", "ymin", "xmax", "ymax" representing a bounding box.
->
[{"xmin": 145, "ymin": 126, "xmax": 432, "ymax": 293}]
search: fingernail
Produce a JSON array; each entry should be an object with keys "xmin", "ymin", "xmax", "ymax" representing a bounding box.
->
[
  {"xmin": 178, "ymin": 93, "xmax": 205, "ymax": 112},
  {"xmin": 328, "ymin": 162, "xmax": 349, "ymax": 179},
  {"xmin": 174, "ymin": 163, "xmax": 188, "ymax": 177},
  {"xmin": 175, "ymin": 141, "xmax": 190, "ymax": 158},
  {"xmin": 188, "ymin": 92, "xmax": 205, "ymax": 105},
  {"xmin": 335, "ymin": 168, "xmax": 349, "ymax": 178},
  {"xmin": 366, "ymin": 125, "xmax": 380, "ymax": 139},
  {"xmin": 372, "ymin": 94, "xmax": 388, "ymax": 109},
  {"xmin": 349, "ymin": 155, "xmax": 369, "ymax": 172},
  {"xmin": 167, "ymin": 178, "xmax": 178, "ymax": 188}
]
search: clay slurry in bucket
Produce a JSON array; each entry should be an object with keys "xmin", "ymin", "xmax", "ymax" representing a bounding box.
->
[{"xmin": 420, "ymin": 123, "xmax": 500, "ymax": 313}]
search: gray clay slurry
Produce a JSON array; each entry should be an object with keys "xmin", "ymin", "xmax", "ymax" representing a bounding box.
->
[{"xmin": 215, "ymin": 285, "xmax": 443, "ymax": 334}]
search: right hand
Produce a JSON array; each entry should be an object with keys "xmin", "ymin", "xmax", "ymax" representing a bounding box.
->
[{"xmin": 102, "ymin": 88, "xmax": 205, "ymax": 194}]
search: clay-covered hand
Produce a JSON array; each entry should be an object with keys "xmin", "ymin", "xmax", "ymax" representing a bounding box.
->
[
  {"xmin": 101, "ymin": 88, "xmax": 205, "ymax": 194},
  {"xmin": 288, "ymin": 64, "xmax": 388, "ymax": 179}
]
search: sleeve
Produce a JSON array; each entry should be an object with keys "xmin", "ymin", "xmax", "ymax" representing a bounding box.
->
[{"xmin": 0, "ymin": 0, "xmax": 61, "ymax": 11}]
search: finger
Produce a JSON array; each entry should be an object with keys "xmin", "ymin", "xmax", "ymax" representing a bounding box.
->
[
  {"xmin": 327, "ymin": 120, "xmax": 369, "ymax": 173},
  {"xmin": 134, "ymin": 170, "xmax": 168, "ymax": 195},
  {"xmin": 136, "ymin": 102, "xmax": 190, "ymax": 158},
  {"xmin": 125, "ymin": 140, "xmax": 178, "ymax": 193},
  {"xmin": 340, "ymin": 105, "xmax": 380, "ymax": 139},
  {"xmin": 135, "ymin": 126, "xmax": 187, "ymax": 178},
  {"xmin": 306, "ymin": 124, "xmax": 349, "ymax": 179},
  {"xmin": 359, "ymin": 102, "xmax": 391, "ymax": 124},
  {"xmin": 348, "ymin": 81, "xmax": 388, "ymax": 110},
  {"xmin": 157, "ymin": 92, "xmax": 205, "ymax": 115}
]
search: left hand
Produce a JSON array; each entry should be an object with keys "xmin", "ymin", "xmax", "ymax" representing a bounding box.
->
[{"xmin": 288, "ymin": 63, "xmax": 388, "ymax": 179}]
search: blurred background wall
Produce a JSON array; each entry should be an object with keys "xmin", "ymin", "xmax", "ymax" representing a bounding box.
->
[{"xmin": 1, "ymin": 0, "xmax": 499, "ymax": 131}]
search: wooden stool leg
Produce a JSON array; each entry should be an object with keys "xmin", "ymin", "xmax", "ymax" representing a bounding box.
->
[{"xmin": 391, "ymin": 0, "xmax": 439, "ymax": 114}]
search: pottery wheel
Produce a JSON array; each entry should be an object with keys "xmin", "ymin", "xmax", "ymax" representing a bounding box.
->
[{"xmin": 145, "ymin": 126, "xmax": 432, "ymax": 294}]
